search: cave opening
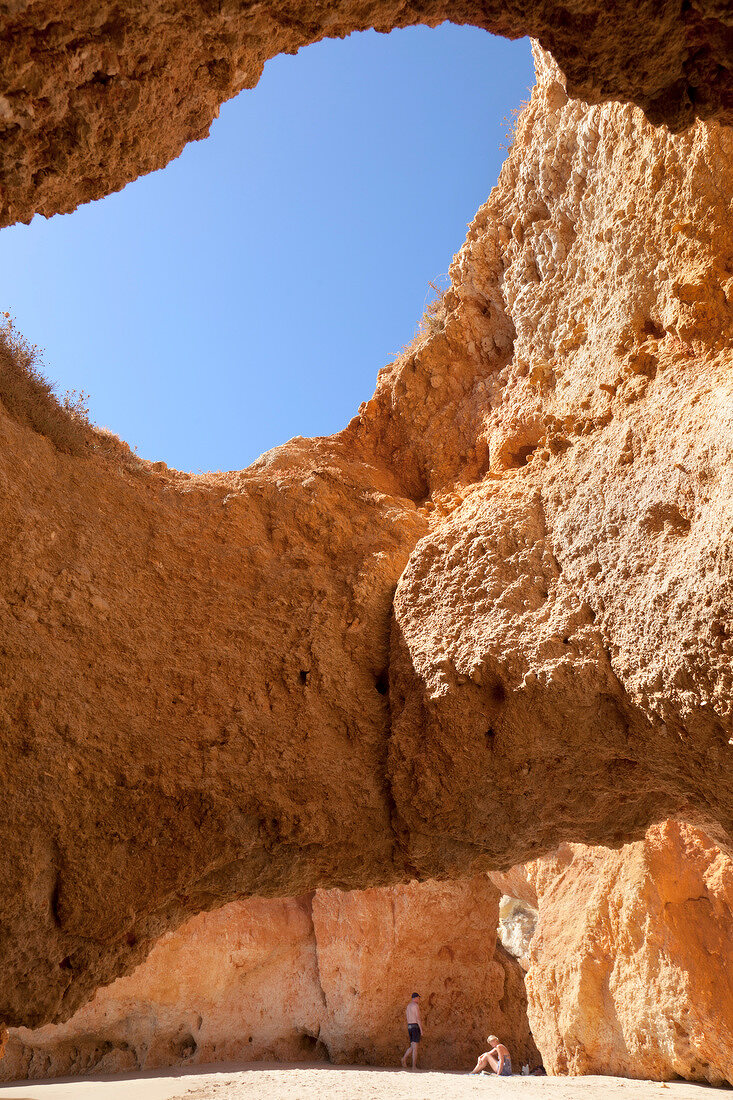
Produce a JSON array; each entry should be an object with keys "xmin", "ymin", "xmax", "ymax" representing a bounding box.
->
[
  {"xmin": 1, "ymin": 881, "xmax": 545, "ymax": 1080},
  {"xmin": 0, "ymin": 27, "xmax": 533, "ymax": 474},
  {"xmin": 1, "ymin": 0, "xmax": 732, "ymax": 1087}
]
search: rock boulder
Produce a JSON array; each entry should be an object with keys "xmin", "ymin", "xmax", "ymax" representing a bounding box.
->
[{"xmin": 523, "ymin": 823, "xmax": 733, "ymax": 1086}]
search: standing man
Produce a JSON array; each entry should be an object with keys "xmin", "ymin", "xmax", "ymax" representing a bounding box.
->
[{"xmin": 400, "ymin": 992, "xmax": 424, "ymax": 1069}]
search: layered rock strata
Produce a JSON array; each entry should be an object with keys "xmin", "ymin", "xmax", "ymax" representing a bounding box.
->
[
  {"xmin": 0, "ymin": 42, "xmax": 732, "ymax": 1029},
  {"xmin": 0, "ymin": 878, "xmax": 538, "ymax": 1079},
  {"xmin": 522, "ymin": 823, "xmax": 733, "ymax": 1086},
  {"xmin": 1, "ymin": 0, "xmax": 733, "ymax": 229}
]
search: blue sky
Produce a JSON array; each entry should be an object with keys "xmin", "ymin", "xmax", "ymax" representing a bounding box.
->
[{"xmin": 0, "ymin": 26, "xmax": 533, "ymax": 472}]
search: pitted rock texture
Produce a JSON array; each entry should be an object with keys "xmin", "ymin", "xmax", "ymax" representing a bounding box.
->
[
  {"xmin": 0, "ymin": 878, "xmax": 538, "ymax": 1079},
  {"xmin": 496, "ymin": 894, "xmax": 537, "ymax": 970},
  {"xmin": 1, "ymin": 44, "xmax": 733, "ymax": 1031},
  {"xmin": 523, "ymin": 823, "xmax": 733, "ymax": 1086},
  {"xmin": 385, "ymin": 47, "xmax": 733, "ymax": 879},
  {"xmin": 1, "ymin": 0, "xmax": 733, "ymax": 227},
  {"xmin": 1, "ymin": 894, "xmax": 326, "ymax": 1079},
  {"xmin": 0, "ymin": 411, "xmax": 427, "ymax": 1029}
]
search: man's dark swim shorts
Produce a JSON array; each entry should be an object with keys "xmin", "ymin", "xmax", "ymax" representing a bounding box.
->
[{"xmin": 407, "ymin": 1024, "xmax": 421, "ymax": 1044}]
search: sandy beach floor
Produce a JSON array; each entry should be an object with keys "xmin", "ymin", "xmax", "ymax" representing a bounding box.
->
[{"xmin": 0, "ymin": 1063, "xmax": 725, "ymax": 1100}]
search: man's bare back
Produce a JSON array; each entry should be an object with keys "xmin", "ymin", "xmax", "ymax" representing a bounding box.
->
[{"xmin": 401, "ymin": 993, "xmax": 423, "ymax": 1069}]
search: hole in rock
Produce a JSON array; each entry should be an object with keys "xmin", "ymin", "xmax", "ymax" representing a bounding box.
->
[
  {"xmin": 641, "ymin": 318, "xmax": 665, "ymax": 339},
  {"xmin": 298, "ymin": 1030, "xmax": 329, "ymax": 1059},
  {"xmin": 173, "ymin": 1033, "xmax": 198, "ymax": 1060},
  {"xmin": 497, "ymin": 894, "xmax": 538, "ymax": 963},
  {"xmin": 493, "ymin": 434, "xmax": 542, "ymax": 471},
  {"xmin": 375, "ymin": 669, "xmax": 389, "ymax": 696},
  {"xmin": 508, "ymin": 443, "xmax": 540, "ymax": 468},
  {"xmin": 0, "ymin": 29, "xmax": 533, "ymax": 472},
  {"xmin": 490, "ymin": 680, "xmax": 507, "ymax": 705},
  {"xmin": 299, "ymin": 669, "xmax": 310, "ymax": 686}
]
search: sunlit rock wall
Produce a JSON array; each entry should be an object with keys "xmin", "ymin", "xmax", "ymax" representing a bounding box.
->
[
  {"xmin": 524, "ymin": 823, "xmax": 733, "ymax": 1086},
  {"xmin": 0, "ymin": 37, "xmax": 732, "ymax": 1027}
]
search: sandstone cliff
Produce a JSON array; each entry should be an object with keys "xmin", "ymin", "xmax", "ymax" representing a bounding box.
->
[
  {"xmin": 0, "ymin": 32, "xmax": 731, "ymax": 1030},
  {"xmin": 0, "ymin": 0, "xmax": 732, "ymax": 231},
  {"xmin": 382, "ymin": 47, "xmax": 733, "ymax": 878},
  {"xmin": 312, "ymin": 877, "xmax": 538, "ymax": 1069},
  {"xmin": 523, "ymin": 823, "xmax": 733, "ymax": 1086},
  {"xmin": 0, "ymin": 399, "xmax": 429, "ymax": 1027},
  {"xmin": 0, "ymin": 878, "xmax": 538, "ymax": 1079}
]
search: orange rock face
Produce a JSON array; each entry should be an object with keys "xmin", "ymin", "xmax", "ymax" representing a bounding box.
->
[
  {"xmin": 0, "ymin": 410, "xmax": 427, "ymax": 1028},
  {"xmin": 0, "ymin": 38, "xmax": 732, "ymax": 1031},
  {"xmin": 522, "ymin": 823, "xmax": 733, "ymax": 1086},
  {"xmin": 386, "ymin": 49, "xmax": 733, "ymax": 879},
  {"xmin": 0, "ymin": 878, "xmax": 538, "ymax": 1079},
  {"xmin": 312, "ymin": 877, "xmax": 538, "ymax": 1070},
  {"xmin": 1, "ymin": 895, "xmax": 326, "ymax": 1079},
  {"xmin": 0, "ymin": 0, "xmax": 732, "ymax": 229}
]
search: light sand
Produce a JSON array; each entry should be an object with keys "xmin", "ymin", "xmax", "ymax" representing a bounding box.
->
[{"xmin": 0, "ymin": 1063, "xmax": 724, "ymax": 1100}]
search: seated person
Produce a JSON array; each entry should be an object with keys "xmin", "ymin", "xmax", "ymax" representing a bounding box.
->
[{"xmin": 469, "ymin": 1034, "xmax": 512, "ymax": 1076}]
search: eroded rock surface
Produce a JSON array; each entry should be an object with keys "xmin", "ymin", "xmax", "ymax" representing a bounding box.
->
[
  {"xmin": 1, "ymin": 0, "xmax": 733, "ymax": 228},
  {"xmin": 0, "ymin": 42, "xmax": 732, "ymax": 1030},
  {"xmin": 386, "ymin": 48, "xmax": 733, "ymax": 878},
  {"xmin": 312, "ymin": 877, "xmax": 538, "ymax": 1070},
  {"xmin": 0, "ymin": 412, "xmax": 428, "ymax": 1028},
  {"xmin": 0, "ymin": 878, "xmax": 538, "ymax": 1079},
  {"xmin": 524, "ymin": 823, "xmax": 733, "ymax": 1086},
  {"xmin": 496, "ymin": 895, "xmax": 537, "ymax": 970}
]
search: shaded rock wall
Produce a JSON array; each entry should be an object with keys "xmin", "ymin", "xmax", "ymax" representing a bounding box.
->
[
  {"xmin": 312, "ymin": 877, "xmax": 538, "ymax": 1069},
  {"xmin": 0, "ymin": 408, "xmax": 427, "ymax": 1028},
  {"xmin": 0, "ymin": 878, "xmax": 538, "ymax": 1079},
  {"xmin": 0, "ymin": 40, "xmax": 732, "ymax": 1028},
  {"xmin": 1, "ymin": 0, "xmax": 732, "ymax": 229},
  {"xmin": 1, "ymin": 894, "xmax": 325, "ymax": 1079},
  {"xmin": 523, "ymin": 823, "xmax": 733, "ymax": 1086}
]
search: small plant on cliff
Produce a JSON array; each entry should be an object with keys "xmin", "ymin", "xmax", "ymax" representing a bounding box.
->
[
  {"xmin": 63, "ymin": 387, "xmax": 91, "ymax": 421},
  {"xmin": 499, "ymin": 96, "xmax": 531, "ymax": 153},
  {"xmin": 398, "ymin": 275, "xmax": 450, "ymax": 358},
  {"xmin": 419, "ymin": 277, "xmax": 450, "ymax": 338},
  {"xmin": 0, "ymin": 314, "xmax": 91, "ymax": 454}
]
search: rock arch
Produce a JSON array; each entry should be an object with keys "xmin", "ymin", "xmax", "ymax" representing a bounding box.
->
[
  {"xmin": 0, "ymin": 7, "xmax": 732, "ymax": 1035},
  {"xmin": 1, "ymin": 0, "xmax": 732, "ymax": 228}
]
